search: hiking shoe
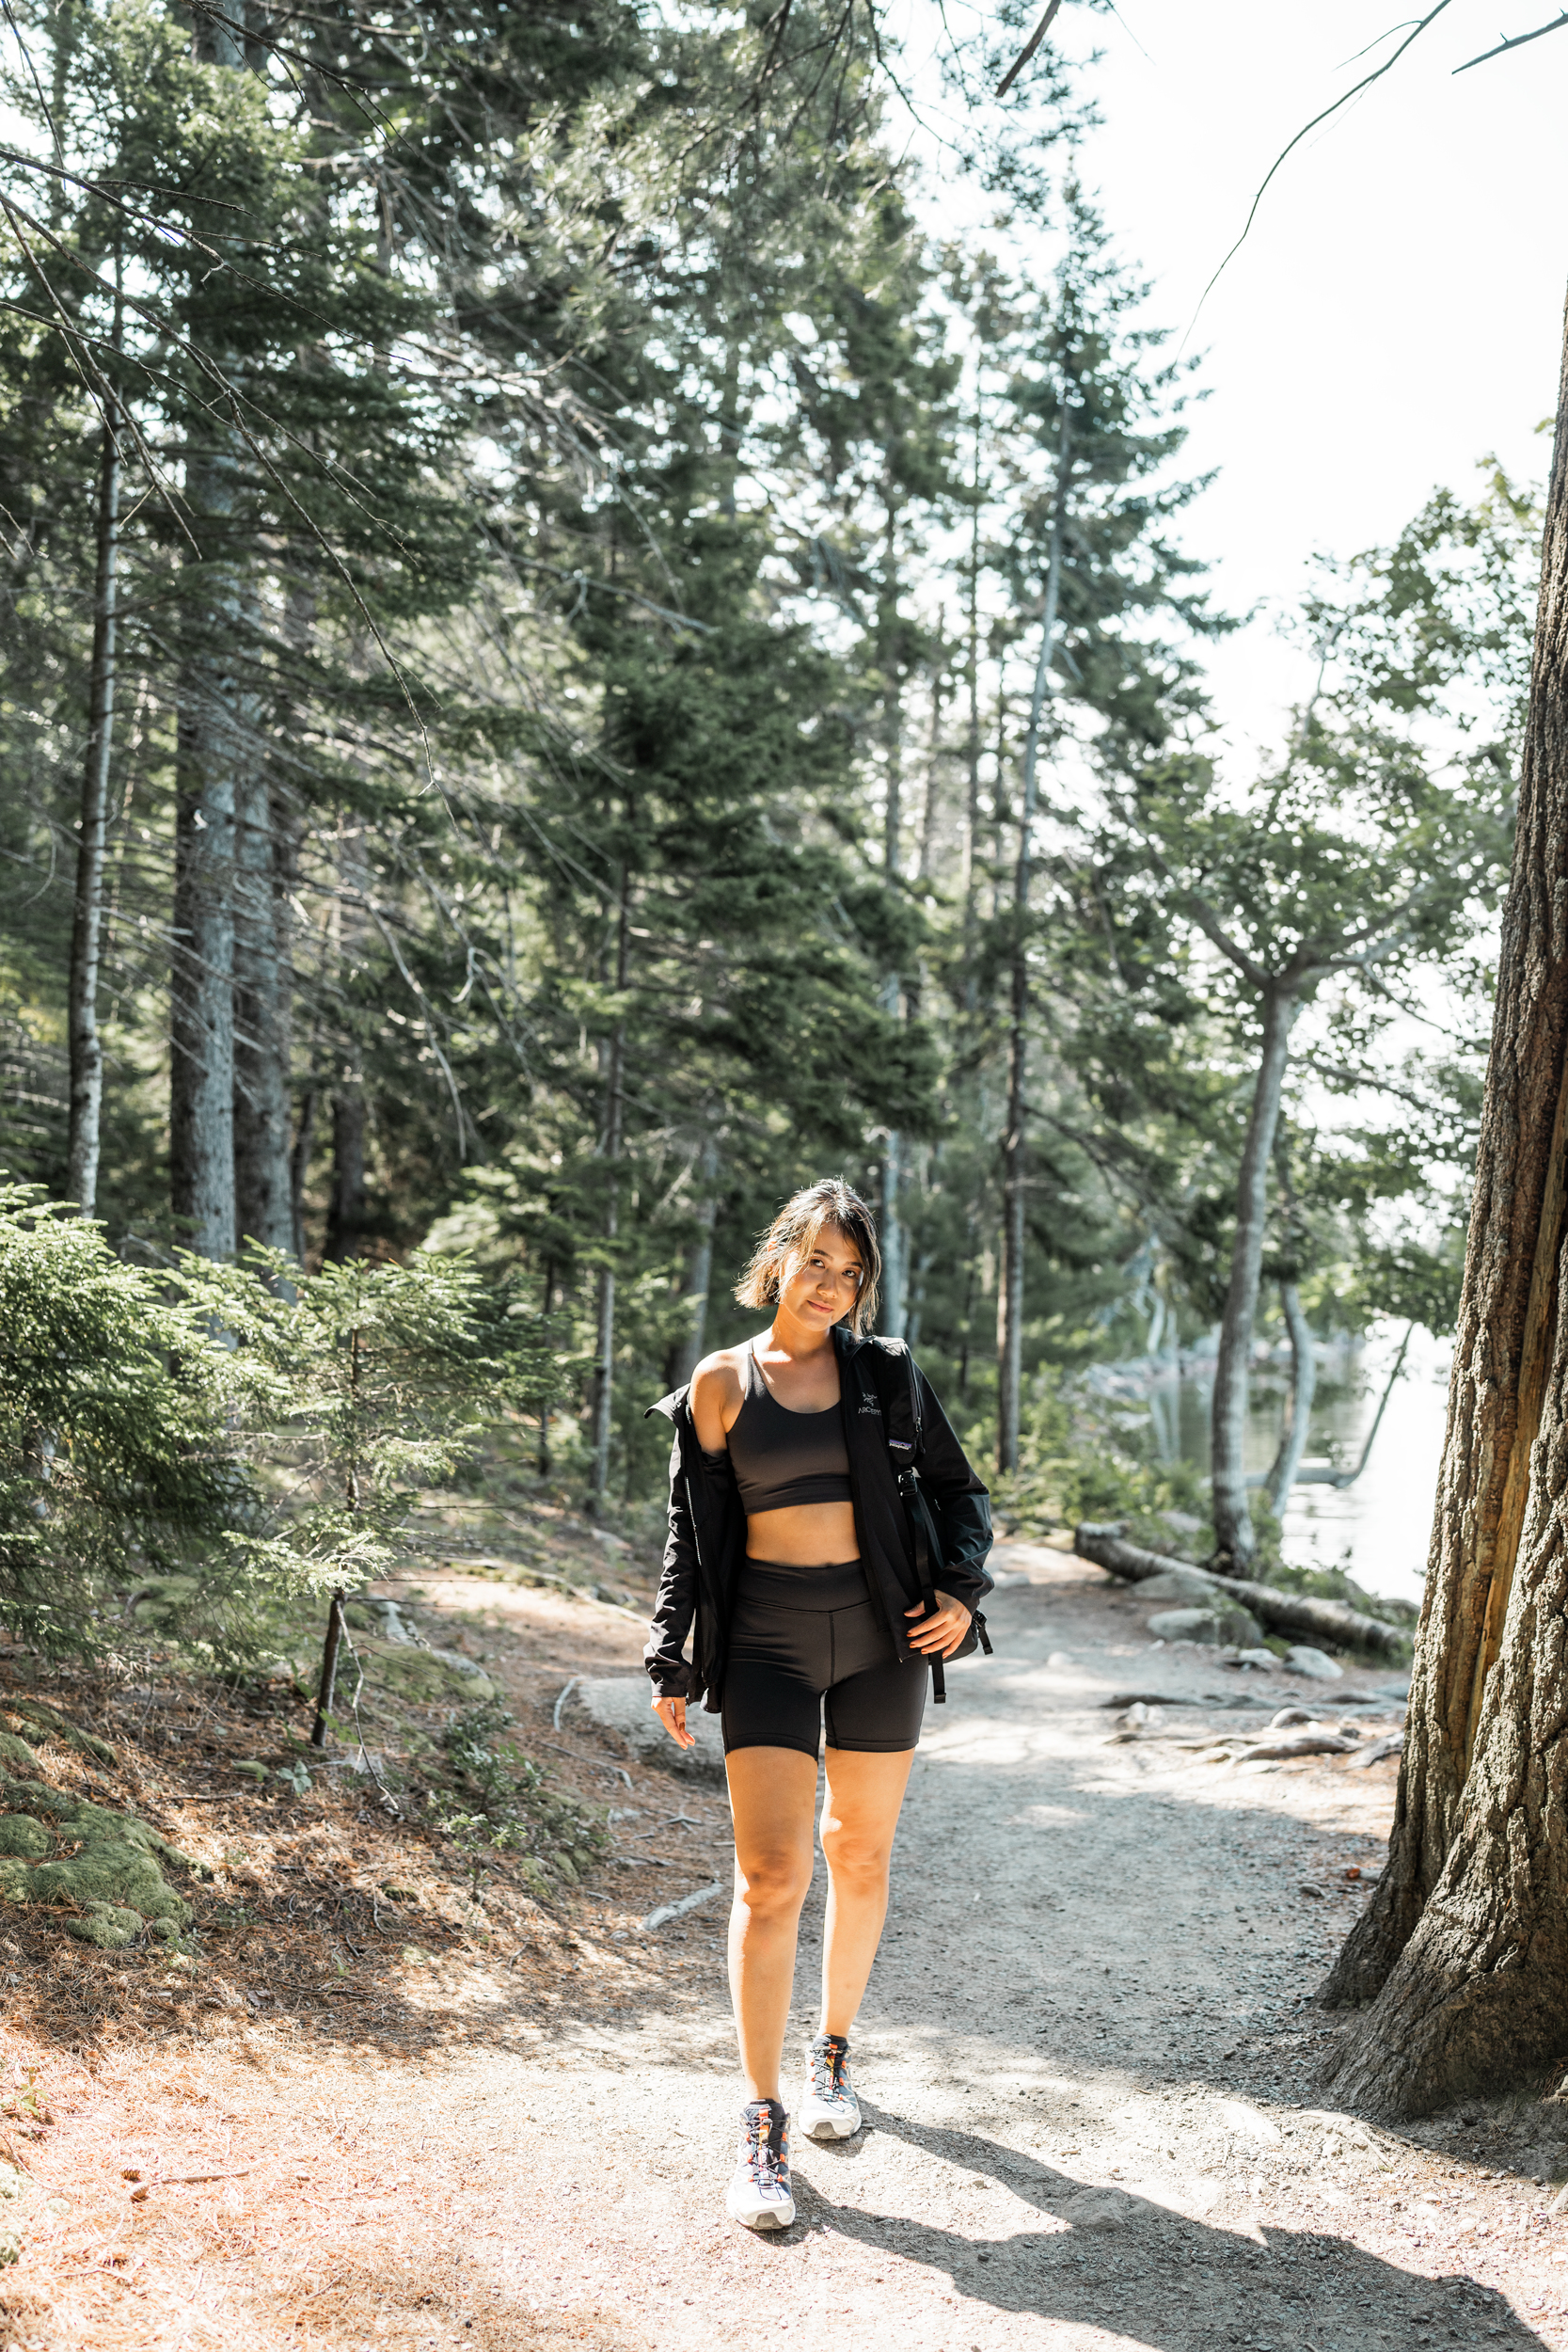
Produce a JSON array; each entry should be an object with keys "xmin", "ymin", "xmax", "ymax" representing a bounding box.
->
[
  {"xmin": 725, "ymin": 2098, "xmax": 795, "ymax": 2231},
  {"xmin": 800, "ymin": 2033, "xmax": 860, "ymax": 2141}
]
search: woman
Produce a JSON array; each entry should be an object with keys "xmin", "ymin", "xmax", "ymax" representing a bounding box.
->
[{"xmin": 645, "ymin": 1177, "xmax": 992, "ymax": 2231}]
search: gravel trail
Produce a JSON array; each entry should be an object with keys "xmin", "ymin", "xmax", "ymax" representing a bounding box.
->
[{"xmin": 342, "ymin": 1546, "xmax": 1564, "ymax": 2352}]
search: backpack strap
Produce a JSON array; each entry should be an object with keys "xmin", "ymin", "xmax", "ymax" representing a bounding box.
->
[{"xmin": 862, "ymin": 1339, "xmax": 947, "ymax": 1703}]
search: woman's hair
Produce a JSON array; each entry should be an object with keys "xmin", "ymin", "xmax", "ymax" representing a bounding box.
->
[{"xmin": 734, "ymin": 1178, "xmax": 881, "ymax": 1335}]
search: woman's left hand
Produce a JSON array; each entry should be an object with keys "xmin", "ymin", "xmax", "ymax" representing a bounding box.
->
[{"xmin": 904, "ymin": 1589, "xmax": 973, "ymax": 1660}]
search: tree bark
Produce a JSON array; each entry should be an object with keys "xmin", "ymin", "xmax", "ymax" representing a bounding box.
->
[
  {"xmin": 290, "ymin": 1081, "xmax": 316, "ymax": 1263},
  {"xmin": 170, "ymin": 4, "xmax": 247, "ymax": 1260},
  {"xmin": 1315, "ymin": 294, "xmax": 1568, "ymax": 2094},
  {"xmin": 997, "ymin": 405, "xmax": 1070, "ymax": 1473},
  {"xmin": 1210, "ymin": 985, "xmax": 1300, "ymax": 1572},
  {"xmin": 1263, "ymin": 1280, "xmax": 1317, "ymax": 1518},
  {"xmin": 674, "ymin": 1135, "xmax": 721, "ymax": 1389},
  {"xmin": 325, "ymin": 1088, "xmax": 367, "ymax": 1262},
  {"xmin": 233, "ymin": 777, "xmax": 294, "ymax": 1255},
  {"xmin": 65, "ymin": 398, "xmax": 120, "ymax": 1216},
  {"xmin": 589, "ymin": 881, "xmax": 629, "ymax": 1514},
  {"xmin": 1073, "ymin": 1521, "xmax": 1409, "ymax": 1657},
  {"xmin": 170, "ymin": 610, "xmax": 241, "ymax": 1261}
]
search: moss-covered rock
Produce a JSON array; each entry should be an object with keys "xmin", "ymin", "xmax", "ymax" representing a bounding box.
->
[
  {"xmin": 0, "ymin": 1737, "xmax": 36, "ymax": 1776},
  {"xmin": 0, "ymin": 1780, "xmax": 194, "ymax": 1940},
  {"xmin": 3, "ymin": 1703, "xmax": 116, "ymax": 1768},
  {"xmin": 365, "ymin": 1640, "xmax": 497, "ymax": 1706},
  {"xmin": 63, "ymin": 1901, "xmax": 146, "ymax": 1950},
  {"xmin": 0, "ymin": 1817, "xmax": 50, "ymax": 1860}
]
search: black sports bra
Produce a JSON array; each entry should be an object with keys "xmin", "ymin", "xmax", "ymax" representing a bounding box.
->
[{"xmin": 725, "ymin": 1344, "xmax": 852, "ymax": 1517}]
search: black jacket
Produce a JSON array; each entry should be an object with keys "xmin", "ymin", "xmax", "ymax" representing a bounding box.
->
[{"xmin": 642, "ymin": 1326, "xmax": 993, "ymax": 1710}]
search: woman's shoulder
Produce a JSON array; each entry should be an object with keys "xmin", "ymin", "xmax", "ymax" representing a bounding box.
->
[{"xmin": 689, "ymin": 1346, "xmax": 748, "ymax": 1405}]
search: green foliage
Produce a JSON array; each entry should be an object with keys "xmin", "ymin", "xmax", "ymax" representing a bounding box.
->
[
  {"xmin": 181, "ymin": 1248, "xmax": 504, "ymax": 1602},
  {"xmin": 0, "ymin": 1185, "xmax": 249, "ymax": 1659},
  {"xmin": 997, "ymin": 1372, "xmax": 1215, "ymax": 1556},
  {"xmin": 433, "ymin": 1700, "xmax": 610, "ymax": 1903}
]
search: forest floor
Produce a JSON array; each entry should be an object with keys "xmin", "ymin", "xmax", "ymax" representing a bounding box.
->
[{"xmin": 0, "ymin": 1525, "xmax": 1565, "ymax": 2352}]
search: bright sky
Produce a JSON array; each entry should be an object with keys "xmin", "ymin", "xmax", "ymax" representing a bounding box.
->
[{"xmin": 900, "ymin": 0, "xmax": 1568, "ymax": 759}]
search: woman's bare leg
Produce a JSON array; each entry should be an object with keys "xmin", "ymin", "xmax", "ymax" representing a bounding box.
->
[
  {"xmin": 817, "ymin": 1748, "xmax": 916, "ymax": 2037},
  {"xmin": 725, "ymin": 1745, "xmax": 820, "ymax": 2102}
]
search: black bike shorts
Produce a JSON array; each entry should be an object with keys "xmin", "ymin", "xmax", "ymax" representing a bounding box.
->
[{"xmin": 721, "ymin": 1559, "xmax": 927, "ymax": 1760}]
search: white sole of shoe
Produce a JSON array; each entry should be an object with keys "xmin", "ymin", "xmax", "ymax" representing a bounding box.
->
[
  {"xmin": 801, "ymin": 2110, "xmax": 859, "ymax": 2141},
  {"xmin": 725, "ymin": 2188, "xmax": 796, "ymax": 2231}
]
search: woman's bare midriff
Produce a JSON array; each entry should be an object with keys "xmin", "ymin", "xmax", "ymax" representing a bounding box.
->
[{"xmin": 744, "ymin": 1498, "xmax": 860, "ymax": 1566}]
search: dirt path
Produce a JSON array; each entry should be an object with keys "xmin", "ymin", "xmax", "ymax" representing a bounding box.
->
[{"xmin": 11, "ymin": 1547, "xmax": 1568, "ymax": 2350}]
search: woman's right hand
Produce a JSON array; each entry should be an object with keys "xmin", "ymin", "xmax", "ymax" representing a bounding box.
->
[{"xmin": 652, "ymin": 1692, "xmax": 695, "ymax": 1750}]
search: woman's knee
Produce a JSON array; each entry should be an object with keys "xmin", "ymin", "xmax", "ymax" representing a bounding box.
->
[
  {"xmin": 819, "ymin": 1820, "xmax": 893, "ymax": 1890},
  {"xmin": 734, "ymin": 1848, "xmax": 812, "ymax": 1917}
]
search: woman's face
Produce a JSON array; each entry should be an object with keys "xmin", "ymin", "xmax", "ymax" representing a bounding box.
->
[{"xmin": 778, "ymin": 1224, "xmax": 865, "ymax": 1330}]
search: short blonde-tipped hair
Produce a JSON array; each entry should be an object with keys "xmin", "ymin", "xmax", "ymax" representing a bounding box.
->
[{"xmin": 734, "ymin": 1179, "xmax": 881, "ymax": 1335}]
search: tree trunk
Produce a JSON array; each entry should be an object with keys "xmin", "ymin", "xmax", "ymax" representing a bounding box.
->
[
  {"xmin": 997, "ymin": 405, "xmax": 1071, "ymax": 1474},
  {"xmin": 65, "ymin": 399, "xmax": 120, "ymax": 1216},
  {"xmin": 1209, "ymin": 986, "xmax": 1300, "ymax": 1572},
  {"xmin": 290, "ymin": 1080, "xmax": 316, "ymax": 1263},
  {"xmin": 1315, "ymin": 294, "xmax": 1568, "ymax": 2102},
  {"xmin": 1073, "ymin": 1521, "xmax": 1409, "ymax": 1657},
  {"xmin": 1263, "ymin": 1280, "xmax": 1317, "ymax": 1518},
  {"xmin": 674, "ymin": 1135, "xmax": 720, "ymax": 1389},
  {"xmin": 233, "ymin": 777, "xmax": 294, "ymax": 1256},
  {"xmin": 171, "ymin": 7, "xmax": 247, "ymax": 1260},
  {"xmin": 324, "ymin": 814, "xmax": 367, "ymax": 1263},
  {"xmin": 589, "ymin": 882, "xmax": 629, "ymax": 1514},
  {"xmin": 170, "ymin": 606, "xmax": 241, "ymax": 1261},
  {"xmin": 879, "ymin": 1115, "xmax": 906, "ymax": 1340}
]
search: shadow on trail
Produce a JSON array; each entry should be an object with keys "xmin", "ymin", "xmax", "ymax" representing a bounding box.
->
[{"xmin": 782, "ymin": 2106, "xmax": 1537, "ymax": 2349}]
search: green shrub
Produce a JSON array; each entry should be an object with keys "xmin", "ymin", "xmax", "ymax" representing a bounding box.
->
[{"xmin": 0, "ymin": 1185, "xmax": 252, "ymax": 1660}]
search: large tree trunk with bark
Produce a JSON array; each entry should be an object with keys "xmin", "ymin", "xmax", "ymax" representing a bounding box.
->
[
  {"xmin": 1210, "ymin": 985, "xmax": 1300, "ymax": 1572},
  {"xmin": 233, "ymin": 777, "xmax": 294, "ymax": 1255},
  {"xmin": 588, "ymin": 882, "xmax": 629, "ymax": 1514},
  {"xmin": 1316, "ymin": 293, "xmax": 1568, "ymax": 2113},
  {"xmin": 170, "ymin": 575, "xmax": 242, "ymax": 1261},
  {"xmin": 65, "ymin": 401, "xmax": 120, "ymax": 1216},
  {"xmin": 996, "ymin": 408, "xmax": 1070, "ymax": 1472}
]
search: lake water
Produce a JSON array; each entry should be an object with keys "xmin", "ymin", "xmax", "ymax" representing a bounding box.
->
[{"xmin": 1140, "ymin": 1320, "xmax": 1452, "ymax": 1610}]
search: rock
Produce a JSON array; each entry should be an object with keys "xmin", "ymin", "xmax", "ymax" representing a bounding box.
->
[
  {"xmin": 367, "ymin": 1641, "xmax": 497, "ymax": 1706},
  {"xmin": 1148, "ymin": 1605, "xmax": 1264, "ymax": 1647},
  {"xmin": 1268, "ymin": 1708, "xmax": 1311, "ymax": 1728},
  {"xmin": 1220, "ymin": 2099, "xmax": 1282, "ymax": 2146},
  {"xmin": 1373, "ymin": 1673, "xmax": 1412, "ymax": 1698},
  {"xmin": 1231, "ymin": 1648, "xmax": 1278, "ymax": 1671},
  {"xmin": 1283, "ymin": 1645, "xmax": 1343, "ymax": 1681},
  {"xmin": 572, "ymin": 1677, "xmax": 727, "ymax": 1780},
  {"xmin": 1137, "ymin": 1565, "xmax": 1224, "ymax": 1606},
  {"xmin": 343, "ymin": 1597, "xmax": 417, "ymax": 1645}
]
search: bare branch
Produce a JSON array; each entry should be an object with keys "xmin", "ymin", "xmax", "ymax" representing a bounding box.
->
[
  {"xmin": 995, "ymin": 0, "xmax": 1064, "ymax": 101},
  {"xmin": 1454, "ymin": 8, "xmax": 1568, "ymax": 72}
]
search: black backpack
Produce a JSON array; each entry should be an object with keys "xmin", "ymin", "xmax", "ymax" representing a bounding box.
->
[{"xmin": 863, "ymin": 1338, "xmax": 992, "ymax": 1704}]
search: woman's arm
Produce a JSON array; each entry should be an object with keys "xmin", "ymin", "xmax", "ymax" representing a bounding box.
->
[{"xmin": 646, "ymin": 1355, "xmax": 740, "ymax": 1747}]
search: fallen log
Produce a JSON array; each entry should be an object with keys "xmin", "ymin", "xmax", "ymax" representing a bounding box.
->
[{"xmin": 1072, "ymin": 1521, "xmax": 1411, "ymax": 1660}]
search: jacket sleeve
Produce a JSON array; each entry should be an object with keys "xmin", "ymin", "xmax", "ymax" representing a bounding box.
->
[
  {"xmin": 643, "ymin": 1427, "xmax": 699, "ymax": 1697},
  {"xmin": 917, "ymin": 1367, "xmax": 994, "ymax": 1615}
]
